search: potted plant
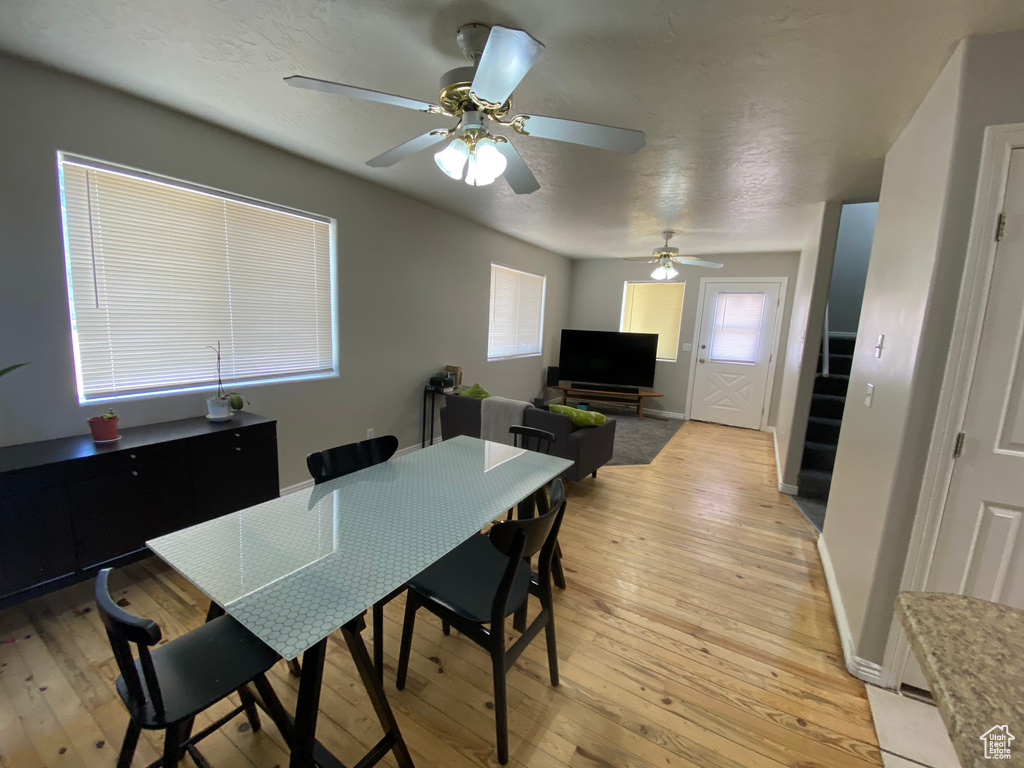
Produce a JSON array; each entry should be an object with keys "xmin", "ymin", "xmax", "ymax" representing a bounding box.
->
[
  {"xmin": 87, "ymin": 408, "xmax": 119, "ymax": 442},
  {"xmin": 206, "ymin": 342, "xmax": 247, "ymax": 421}
]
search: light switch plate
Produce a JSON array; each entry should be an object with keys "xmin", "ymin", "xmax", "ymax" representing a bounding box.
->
[
  {"xmin": 682, "ymin": 343, "xmax": 692, "ymax": 352},
  {"xmin": 864, "ymin": 383, "xmax": 874, "ymax": 407}
]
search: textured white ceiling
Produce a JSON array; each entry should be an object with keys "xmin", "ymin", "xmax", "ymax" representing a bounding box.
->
[{"xmin": 2, "ymin": 1, "xmax": 1023, "ymax": 258}]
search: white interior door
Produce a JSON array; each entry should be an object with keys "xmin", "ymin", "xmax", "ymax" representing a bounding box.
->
[
  {"xmin": 908, "ymin": 148, "xmax": 1024, "ymax": 687},
  {"xmin": 690, "ymin": 281, "xmax": 781, "ymax": 429}
]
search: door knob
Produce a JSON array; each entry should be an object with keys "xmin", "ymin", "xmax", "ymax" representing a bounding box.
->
[{"xmin": 698, "ymin": 358, "xmax": 706, "ymax": 364}]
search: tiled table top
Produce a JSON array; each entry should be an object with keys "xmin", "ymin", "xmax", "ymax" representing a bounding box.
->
[{"xmin": 149, "ymin": 436, "xmax": 572, "ymax": 659}]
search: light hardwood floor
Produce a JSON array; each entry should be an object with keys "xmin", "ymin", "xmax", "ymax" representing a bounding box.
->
[{"xmin": 0, "ymin": 420, "xmax": 882, "ymax": 768}]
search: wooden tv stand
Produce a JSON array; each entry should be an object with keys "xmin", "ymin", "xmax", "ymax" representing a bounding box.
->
[{"xmin": 554, "ymin": 384, "xmax": 663, "ymax": 420}]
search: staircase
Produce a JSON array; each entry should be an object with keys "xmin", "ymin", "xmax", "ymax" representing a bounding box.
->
[{"xmin": 798, "ymin": 335, "xmax": 855, "ymax": 500}]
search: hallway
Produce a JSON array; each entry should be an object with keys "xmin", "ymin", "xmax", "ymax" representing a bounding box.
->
[{"xmin": 0, "ymin": 421, "xmax": 881, "ymax": 768}]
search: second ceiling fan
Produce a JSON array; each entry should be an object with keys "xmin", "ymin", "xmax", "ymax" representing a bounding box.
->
[
  {"xmin": 285, "ymin": 23, "xmax": 645, "ymax": 194},
  {"xmin": 623, "ymin": 232, "xmax": 724, "ymax": 279}
]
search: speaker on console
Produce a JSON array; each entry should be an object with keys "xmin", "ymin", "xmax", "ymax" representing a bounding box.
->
[{"xmin": 546, "ymin": 366, "xmax": 560, "ymax": 386}]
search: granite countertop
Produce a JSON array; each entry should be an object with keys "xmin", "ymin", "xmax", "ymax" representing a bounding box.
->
[{"xmin": 895, "ymin": 592, "xmax": 1024, "ymax": 767}]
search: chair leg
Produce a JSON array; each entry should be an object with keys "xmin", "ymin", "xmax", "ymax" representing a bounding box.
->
[
  {"xmin": 441, "ymin": 620, "xmax": 450, "ymax": 636},
  {"xmin": 176, "ymin": 718, "xmax": 195, "ymax": 761},
  {"xmin": 238, "ymin": 684, "xmax": 261, "ymax": 732},
  {"xmin": 544, "ymin": 610, "xmax": 560, "ymax": 687},
  {"xmin": 490, "ymin": 638, "xmax": 510, "ymax": 764},
  {"xmin": 162, "ymin": 721, "xmax": 185, "ymax": 768},
  {"xmin": 372, "ymin": 601, "xmax": 385, "ymax": 683},
  {"xmin": 287, "ymin": 658, "xmax": 302, "ymax": 677},
  {"xmin": 116, "ymin": 719, "xmax": 141, "ymax": 768},
  {"xmin": 396, "ymin": 594, "xmax": 419, "ymax": 690},
  {"xmin": 552, "ymin": 542, "xmax": 567, "ymax": 590}
]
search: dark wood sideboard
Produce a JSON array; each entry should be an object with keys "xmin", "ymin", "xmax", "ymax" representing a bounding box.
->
[{"xmin": 0, "ymin": 412, "xmax": 279, "ymax": 608}]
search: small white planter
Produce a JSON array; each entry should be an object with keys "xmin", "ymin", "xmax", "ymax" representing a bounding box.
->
[{"xmin": 206, "ymin": 397, "xmax": 233, "ymax": 420}]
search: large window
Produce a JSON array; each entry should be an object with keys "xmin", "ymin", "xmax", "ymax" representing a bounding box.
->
[
  {"xmin": 58, "ymin": 154, "xmax": 335, "ymax": 403},
  {"xmin": 487, "ymin": 264, "xmax": 546, "ymax": 361},
  {"xmin": 620, "ymin": 281, "xmax": 686, "ymax": 361}
]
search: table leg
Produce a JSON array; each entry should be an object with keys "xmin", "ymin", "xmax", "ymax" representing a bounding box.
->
[
  {"xmin": 561, "ymin": 391, "xmax": 567, "ymax": 406},
  {"xmin": 421, "ymin": 389, "xmax": 428, "ymax": 448},
  {"xmin": 637, "ymin": 397, "xmax": 644, "ymax": 420},
  {"xmin": 289, "ymin": 639, "xmax": 327, "ymax": 768},
  {"xmin": 340, "ymin": 617, "xmax": 416, "ymax": 768}
]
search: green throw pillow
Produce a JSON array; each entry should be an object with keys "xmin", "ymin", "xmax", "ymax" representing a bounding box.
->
[
  {"xmin": 457, "ymin": 382, "xmax": 491, "ymax": 399},
  {"xmin": 550, "ymin": 404, "xmax": 608, "ymax": 427}
]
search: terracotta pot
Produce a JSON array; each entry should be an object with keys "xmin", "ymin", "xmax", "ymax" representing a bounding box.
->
[{"xmin": 87, "ymin": 415, "xmax": 119, "ymax": 442}]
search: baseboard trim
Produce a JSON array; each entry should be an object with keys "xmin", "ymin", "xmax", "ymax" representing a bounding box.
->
[
  {"xmin": 817, "ymin": 536, "xmax": 892, "ymax": 687},
  {"xmin": 281, "ymin": 478, "xmax": 314, "ymax": 496},
  {"xmin": 644, "ymin": 408, "xmax": 685, "ymax": 420},
  {"xmin": 771, "ymin": 428, "xmax": 799, "ymax": 494}
]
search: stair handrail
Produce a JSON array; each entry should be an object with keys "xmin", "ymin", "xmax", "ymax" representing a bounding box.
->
[{"xmin": 821, "ymin": 303, "xmax": 830, "ymax": 378}]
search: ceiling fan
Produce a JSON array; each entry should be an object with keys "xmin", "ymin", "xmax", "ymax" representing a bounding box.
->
[
  {"xmin": 284, "ymin": 23, "xmax": 645, "ymax": 194},
  {"xmin": 623, "ymin": 231, "xmax": 724, "ymax": 279}
]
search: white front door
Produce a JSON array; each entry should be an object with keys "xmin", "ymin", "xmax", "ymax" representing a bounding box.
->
[
  {"xmin": 908, "ymin": 148, "xmax": 1024, "ymax": 687},
  {"xmin": 689, "ymin": 280, "xmax": 782, "ymax": 429}
]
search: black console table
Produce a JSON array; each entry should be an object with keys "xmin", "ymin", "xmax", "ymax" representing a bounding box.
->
[{"xmin": 0, "ymin": 412, "xmax": 279, "ymax": 607}]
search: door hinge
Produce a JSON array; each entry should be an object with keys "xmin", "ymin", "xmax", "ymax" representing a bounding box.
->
[
  {"xmin": 953, "ymin": 431, "xmax": 966, "ymax": 459},
  {"xmin": 995, "ymin": 212, "xmax": 1006, "ymax": 242}
]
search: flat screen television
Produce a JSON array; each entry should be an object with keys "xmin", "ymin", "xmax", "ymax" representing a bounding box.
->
[{"xmin": 558, "ymin": 329, "xmax": 658, "ymax": 390}]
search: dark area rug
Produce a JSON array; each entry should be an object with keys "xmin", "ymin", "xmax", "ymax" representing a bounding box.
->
[
  {"xmin": 792, "ymin": 495, "xmax": 827, "ymax": 533},
  {"xmin": 602, "ymin": 406, "xmax": 684, "ymax": 465}
]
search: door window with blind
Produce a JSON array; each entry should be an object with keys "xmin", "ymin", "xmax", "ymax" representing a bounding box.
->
[
  {"xmin": 708, "ymin": 292, "xmax": 766, "ymax": 364},
  {"xmin": 487, "ymin": 264, "xmax": 546, "ymax": 361},
  {"xmin": 620, "ymin": 282, "xmax": 686, "ymax": 361},
  {"xmin": 58, "ymin": 154, "xmax": 336, "ymax": 403}
]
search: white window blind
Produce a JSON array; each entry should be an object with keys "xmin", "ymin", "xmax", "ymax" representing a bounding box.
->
[
  {"xmin": 58, "ymin": 154, "xmax": 335, "ymax": 402},
  {"xmin": 709, "ymin": 292, "xmax": 766, "ymax": 364},
  {"xmin": 487, "ymin": 264, "xmax": 546, "ymax": 360},
  {"xmin": 620, "ymin": 282, "xmax": 686, "ymax": 361}
]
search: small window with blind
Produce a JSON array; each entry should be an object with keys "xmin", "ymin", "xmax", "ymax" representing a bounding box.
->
[
  {"xmin": 620, "ymin": 282, "xmax": 686, "ymax": 361},
  {"xmin": 708, "ymin": 292, "xmax": 767, "ymax": 364},
  {"xmin": 57, "ymin": 153, "xmax": 336, "ymax": 403},
  {"xmin": 487, "ymin": 264, "xmax": 546, "ymax": 361}
]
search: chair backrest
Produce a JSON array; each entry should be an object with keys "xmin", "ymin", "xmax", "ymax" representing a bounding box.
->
[
  {"xmin": 95, "ymin": 568, "xmax": 166, "ymax": 716},
  {"xmin": 306, "ymin": 435, "xmax": 399, "ymax": 484},
  {"xmin": 486, "ymin": 479, "xmax": 568, "ymax": 621},
  {"xmin": 509, "ymin": 425, "xmax": 555, "ymax": 454},
  {"xmin": 489, "ymin": 478, "xmax": 567, "ymax": 567}
]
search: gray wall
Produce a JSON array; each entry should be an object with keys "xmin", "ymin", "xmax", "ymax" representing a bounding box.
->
[
  {"xmin": 0, "ymin": 55, "xmax": 571, "ymax": 487},
  {"xmin": 828, "ymin": 203, "xmax": 878, "ymax": 335},
  {"xmin": 774, "ymin": 202, "xmax": 842, "ymax": 489},
  {"xmin": 567, "ymin": 252, "xmax": 800, "ymax": 423},
  {"xmin": 823, "ymin": 30, "xmax": 1024, "ymax": 668}
]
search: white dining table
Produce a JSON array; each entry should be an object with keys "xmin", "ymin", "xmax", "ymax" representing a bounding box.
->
[{"xmin": 148, "ymin": 435, "xmax": 573, "ymax": 768}]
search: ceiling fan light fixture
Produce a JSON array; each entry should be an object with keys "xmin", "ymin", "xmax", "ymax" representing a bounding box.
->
[
  {"xmin": 475, "ymin": 137, "xmax": 507, "ymax": 179},
  {"xmin": 651, "ymin": 265, "xmax": 669, "ymax": 280},
  {"xmin": 434, "ymin": 137, "xmax": 470, "ymax": 179}
]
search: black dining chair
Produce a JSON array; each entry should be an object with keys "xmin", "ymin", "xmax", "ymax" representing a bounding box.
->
[
  {"xmin": 396, "ymin": 479, "xmax": 567, "ymax": 765},
  {"xmin": 306, "ymin": 434, "xmax": 400, "ymax": 681},
  {"xmin": 95, "ymin": 568, "xmax": 287, "ymax": 768},
  {"xmin": 508, "ymin": 424, "xmax": 555, "ymax": 454},
  {"xmin": 507, "ymin": 425, "xmax": 567, "ymax": 591}
]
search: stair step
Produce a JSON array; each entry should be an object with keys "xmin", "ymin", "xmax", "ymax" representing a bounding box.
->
[
  {"xmin": 814, "ymin": 374, "xmax": 851, "ymax": 397},
  {"xmin": 816, "ymin": 353, "xmax": 854, "ymax": 376},
  {"xmin": 810, "ymin": 394, "xmax": 846, "ymax": 420},
  {"xmin": 798, "ymin": 468, "xmax": 833, "ymax": 501},
  {"xmin": 802, "ymin": 441, "xmax": 837, "ymax": 472},
  {"xmin": 806, "ymin": 417, "xmax": 842, "ymax": 444},
  {"xmin": 828, "ymin": 335, "xmax": 857, "ymax": 356}
]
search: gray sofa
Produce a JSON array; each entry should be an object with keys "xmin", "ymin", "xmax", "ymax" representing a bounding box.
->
[{"xmin": 439, "ymin": 395, "xmax": 616, "ymax": 482}]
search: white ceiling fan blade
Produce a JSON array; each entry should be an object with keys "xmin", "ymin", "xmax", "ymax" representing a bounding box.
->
[
  {"xmin": 513, "ymin": 114, "xmax": 645, "ymax": 153},
  {"xmin": 674, "ymin": 258, "xmax": 724, "ymax": 269},
  {"xmin": 495, "ymin": 141, "xmax": 540, "ymax": 195},
  {"xmin": 285, "ymin": 75, "xmax": 441, "ymax": 113},
  {"xmin": 366, "ymin": 131, "xmax": 449, "ymax": 168},
  {"xmin": 470, "ymin": 26, "xmax": 545, "ymax": 108},
  {"xmin": 621, "ymin": 257, "xmax": 658, "ymax": 263}
]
